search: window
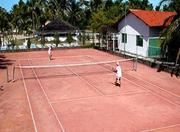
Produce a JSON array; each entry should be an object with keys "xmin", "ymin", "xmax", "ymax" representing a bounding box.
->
[
  {"xmin": 136, "ymin": 35, "xmax": 143, "ymax": 47},
  {"xmin": 121, "ymin": 33, "xmax": 127, "ymax": 43}
]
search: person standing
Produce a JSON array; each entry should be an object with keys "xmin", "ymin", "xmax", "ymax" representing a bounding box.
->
[
  {"xmin": 48, "ymin": 46, "xmax": 52, "ymax": 61},
  {"xmin": 115, "ymin": 62, "xmax": 122, "ymax": 87}
]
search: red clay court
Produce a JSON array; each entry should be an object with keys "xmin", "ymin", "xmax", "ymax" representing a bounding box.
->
[{"xmin": 0, "ymin": 48, "xmax": 180, "ymax": 132}]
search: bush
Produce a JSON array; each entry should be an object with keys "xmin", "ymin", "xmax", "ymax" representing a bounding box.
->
[
  {"xmin": 54, "ymin": 33, "xmax": 60, "ymax": 47},
  {"xmin": 66, "ymin": 33, "xmax": 73, "ymax": 44},
  {"xmin": 41, "ymin": 35, "xmax": 45, "ymax": 47}
]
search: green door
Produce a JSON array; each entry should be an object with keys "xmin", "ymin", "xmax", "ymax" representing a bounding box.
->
[{"xmin": 148, "ymin": 38, "xmax": 161, "ymax": 57}]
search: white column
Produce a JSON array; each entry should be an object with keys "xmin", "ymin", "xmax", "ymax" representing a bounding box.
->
[
  {"xmin": 112, "ymin": 33, "xmax": 115, "ymax": 52},
  {"xmin": 106, "ymin": 34, "xmax": 108, "ymax": 50}
]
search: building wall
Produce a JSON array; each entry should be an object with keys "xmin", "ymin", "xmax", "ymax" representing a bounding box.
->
[
  {"xmin": 149, "ymin": 28, "xmax": 161, "ymax": 37},
  {"xmin": 117, "ymin": 13, "xmax": 150, "ymax": 57}
]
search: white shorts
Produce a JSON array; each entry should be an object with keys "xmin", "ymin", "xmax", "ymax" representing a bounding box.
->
[{"xmin": 116, "ymin": 73, "xmax": 121, "ymax": 79}]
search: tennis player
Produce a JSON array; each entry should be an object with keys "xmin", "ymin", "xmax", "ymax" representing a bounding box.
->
[
  {"xmin": 115, "ymin": 62, "xmax": 122, "ymax": 87},
  {"xmin": 48, "ymin": 46, "xmax": 52, "ymax": 61}
]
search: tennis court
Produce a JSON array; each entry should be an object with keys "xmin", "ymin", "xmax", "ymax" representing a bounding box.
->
[{"xmin": 0, "ymin": 48, "xmax": 180, "ymax": 132}]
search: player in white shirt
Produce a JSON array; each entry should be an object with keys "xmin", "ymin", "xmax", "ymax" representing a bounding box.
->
[
  {"xmin": 115, "ymin": 62, "xmax": 122, "ymax": 87},
  {"xmin": 48, "ymin": 46, "xmax": 52, "ymax": 61}
]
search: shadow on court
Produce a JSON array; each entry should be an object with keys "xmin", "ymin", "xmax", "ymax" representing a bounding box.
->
[
  {"xmin": 0, "ymin": 55, "xmax": 14, "ymax": 69},
  {"xmin": 0, "ymin": 55, "xmax": 14, "ymax": 90}
]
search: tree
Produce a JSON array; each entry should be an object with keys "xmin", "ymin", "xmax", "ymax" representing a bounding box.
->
[
  {"xmin": 159, "ymin": 0, "xmax": 180, "ymax": 62},
  {"xmin": 90, "ymin": 3, "xmax": 124, "ymax": 31},
  {"xmin": 26, "ymin": 0, "xmax": 50, "ymax": 30},
  {"xmin": 66, "ymin": 33, "xmax": 73, "ymax": 45},
  {"xmin": 128, "ymin": 0, "xmax": 153, "ymax": 10},
  {"xmin": 48, "ymin": 0, "xmax": 70, "ymax": 19},
  {"xmin": 41, "ymin": 34, "xmax": 45, "ymax": 48},
  {"xmin": 11, "ymin": 0, "xmax": 27, "ymax": 34},
  {"xmin": 9, "ymin": 37, "xmax": 16, "ymax": 50},
  {"xmin": 0, "ymin": 7, "xmax": 10, "ymax": 46},
  {"xmin": 90, "ymin": 0, "xmax": 103, "ymax": 12},
  {"xmin": 54, "ymin": 33, "xmax": 60, "ymax": 47}
]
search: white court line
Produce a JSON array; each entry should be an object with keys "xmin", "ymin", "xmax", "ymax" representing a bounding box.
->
[
  {"xmin": 129, "ymin": 72, "xmax": 180, "ymax": 98},
  {"xmin": 16, "ymin": 55, "xmax": 89, "ymax": 61},
  {"xmin": 141, "ymin": 124, "xmax": 180, "ymax": 132},
  {"xmin": 123, "ymin": 77, "xmax": 180, "ymax": 108},
  {"xmin": 28, "ymin": 59, "xmax": 65, "ymax": 132},
  {"xmin": 19, "ymin": 61, "xmax": 38, "ymax": 132},
  {"xmin": 51, "ymin": 95, "xmax": 102, "ymax": 104},
  {"xmin": 105, "ymin": 91, "xmax": 146, "ymax": 97},
  {"xmin": 51, "ymin": 91, "xmax": 146, "ymax": 104},
  {"xmin": 66, "ymin": 67, "xmax": 104, "ymax": 96}
]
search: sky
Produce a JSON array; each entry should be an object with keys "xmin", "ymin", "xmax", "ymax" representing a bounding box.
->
[
  {"xmin": 0, "ymin": 0, "xmax": 160, "ymax": 12},
  {"xmin": 0, "ymin": 0, "xmax": 27, "ymax": 12}
]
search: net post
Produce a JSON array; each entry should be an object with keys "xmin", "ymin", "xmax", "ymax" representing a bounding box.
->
[
  {"xmin": 6, "ymin": 67, "xmax": 9, "ymax": 82},
  {"xmin": 133, "ymin": 58, "xmax": 137, "ymax": 71},
  {"xmin": 135, "ymin": 57, "xmax": 138, "ymax": 71},
  {"xmin": 13, "ymin": 66, "xmax": 15, "ymax": 81}
]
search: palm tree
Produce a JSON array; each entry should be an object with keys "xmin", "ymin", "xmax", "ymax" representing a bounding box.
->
[
  {"xmin": 0, "ymin": 7, "xmax": 10, "ymax": 46},
  {"xmin": 36, "ymin": 0, "xmax": 49, "ymax": 28},
  {"xmin": 48, "ymin": 0, "xmax": 70, "ymax": 19},
  {"xmin": 128, "ymin": 0, "xmax": 153, "ymax": 10},
  {"xmin": 11, "ymin": 0, "xmax": 27, "ymax": 34},
  {"xmin": 159, "ymin": 0, "xmax": 180, "ymax": 62},
  {"xmin": 67, "ymin": 0, "xmax": 83, "ymax": 27},
  {"xmin": 26, "ymin": 0, "xmax": 44, "ymax": 34},
  {"xmin": 90, "ymin": 0, "xmax": 103, "ymax": 12}
]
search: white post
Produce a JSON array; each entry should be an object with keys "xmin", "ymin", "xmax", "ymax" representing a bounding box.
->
[
  {"xmin": 112, "ymin": 33, "xmax": 115, "ymax": 52},
  {"xmin": 13, "ymin": 66, "xmax": 15, "ymax": 81},
  {"xmin": 124, "ymin": 2, "xmax": 127, "ymax": 57},
  {"xmin": 106, "ymin": 34, "xmax": 108, "ymax": 50},
  {"xmin": 76, "ymin": 30, "xmax": 78, "ymax": 46},
  {"xmin": 135, "ymin": 44, "xmax": 138, "ymax": 71},
  {"xmin": 6, "ymin": 67, "xmax": 9, "ymax": 82}
]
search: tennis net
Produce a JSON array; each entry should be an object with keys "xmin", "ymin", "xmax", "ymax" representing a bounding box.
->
[{"xmin": 13, "ymin": 58, "xmax": 136, "ymax": 80}]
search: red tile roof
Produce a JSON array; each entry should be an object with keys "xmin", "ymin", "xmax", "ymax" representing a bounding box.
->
[{"xmin": 129, "ymin": 9, "xmax": 176, "ymax": 27}]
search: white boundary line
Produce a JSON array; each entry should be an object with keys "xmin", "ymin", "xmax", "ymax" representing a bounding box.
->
[
  {"xmin": 123, "ymin": 77, "xmax": 180, "ymax": 108},
  {"xmin": 28, "ymin": 59, "xmax": 65, "ymax": 132},
  {"xmin": 19, "ymin": 61, "xmax": 38, "ymax": 132},
  {"xmin": 15, "ymin": 55, "xmax": 89, "ymax": 61},
  {"xmin": 51, "ymin": 95, "xmax": 102, "ymax": 104},
  {"xmin": 141, "ymin": 124, "xmax": 180, "ymax": 132},
  {"xmin": 50, "ymin": 91, "xmax": 146, "ymax": 104},
  {"xmin": 131, "ymin": 72, "xmax": 180, "ymax": 98},
  {"xmin": 66, "ymin": 67, "xmax": 104, "ymax": 96},
  {"xmin": 51, "ymin": 91, "xmax": 146, "ymax": 104}
]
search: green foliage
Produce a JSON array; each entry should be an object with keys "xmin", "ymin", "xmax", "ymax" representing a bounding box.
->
[
  {"xmin": 66, "ymin": 33, "xmax": 73, "ymax": 44},
  {"xmin": 0, "ymin": 0, "xmax": 179, "ymax": 63},
  {"xmin": 159, "ymin": 0, "xmax": 180, "ymax": 61},
  {"xmin": 10, "ymin": 38, "xmax": 16, "ymax": 50},
  {"xmin": 0, "ymin": 7, "xmax": 10, "ymax": 32},
  {"xmin": 6, "ymin": 35, "xmax": 16, "ymax": 50},
  {"xmin": 0, "ymin": 36, "xmax": 1, "ymax": 47},
  {"xmin": 90, "ymin": 4, "xmax": 124, "ymax": 31},
  {"xmin": 54, "ymin": 33, "xmax": 60, "ymax": 47},
  {"xmin": 82, "ymin": 31, "xmax": 86, "ymax": 45},
  {"xmin": 40, "ymin": 33, "xmax": 46, "ymax": 47},
  {"xmin": 128, "ymin": 0, "xmax": 153, "ymax": 10},
  {"xmin": 2, "ymin": 0, "xmax": 156, "ymax": 35},
  {"xmin": 78, "ymin": 33, "xmax": 82, "ymax": 42}
]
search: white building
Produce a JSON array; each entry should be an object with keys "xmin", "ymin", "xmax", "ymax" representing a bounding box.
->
[{"xmin": 117, "ymin": 9, "xmax": 176, "ymax": 57}]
